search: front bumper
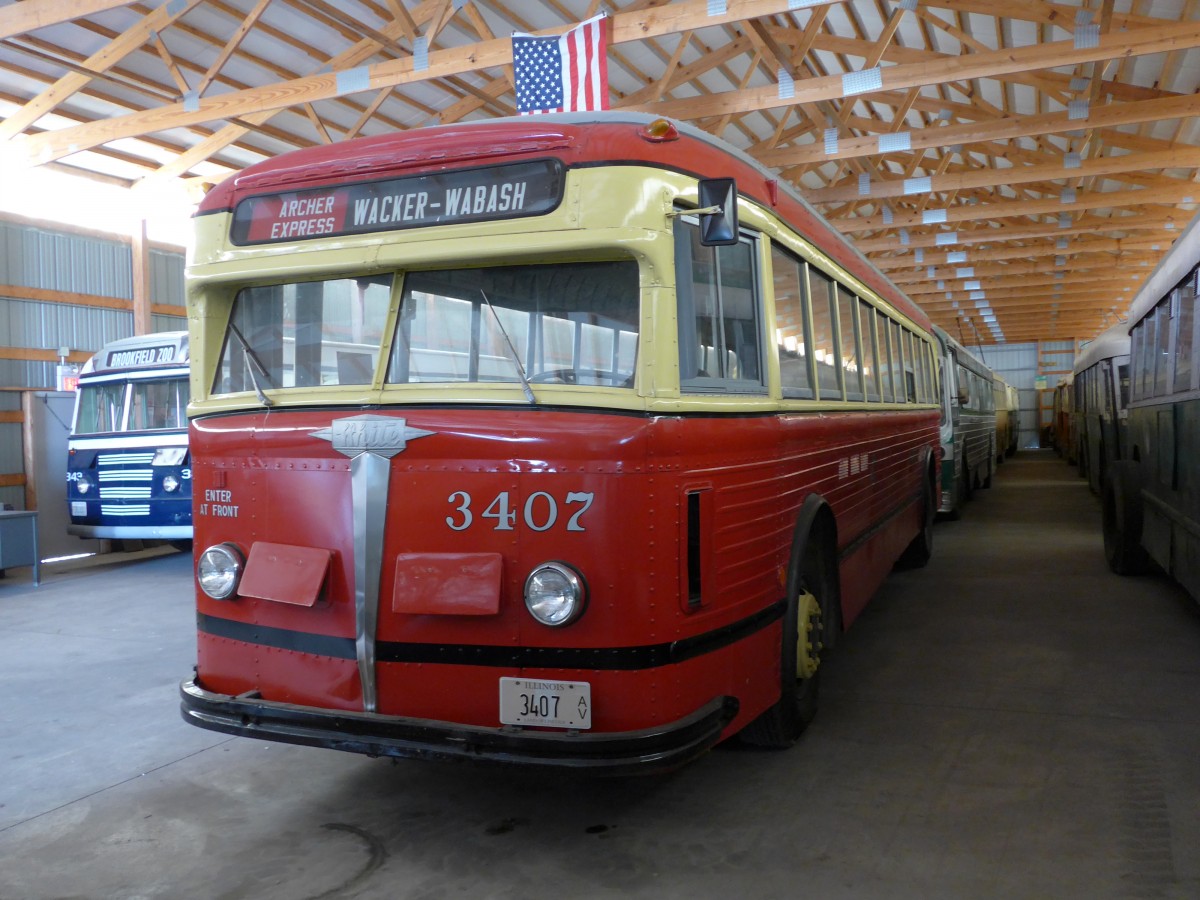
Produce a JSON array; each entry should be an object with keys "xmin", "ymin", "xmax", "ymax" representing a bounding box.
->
[
  {"xmin": 68, "ymin": 523, "xmax": 193, "ymax": 539},
  {"xmin": 180, "ymin": 676, "xmax": 739, "ymax": 775}
]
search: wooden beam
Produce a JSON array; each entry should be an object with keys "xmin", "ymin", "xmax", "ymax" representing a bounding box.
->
[
  {"xmin": 194, "ymin": 0, "xmax": 274, "ymax": 98},
  {"xmin": 905, "ymin": 269, "xmax": 1145, "ymax": 296},
  {"xmin": 807, "ymin": 147, "xmax": 1200, "ymax": 204},
  {"xmin": 625, "ymin": 20, "xmax": 1200, "ymax": 121},
  {"xmin": 0, "ymin": 348, "xmax": 93, "ymax": 364},
  {"xmin": 833, "ymin": 181, "xmax": 1200, "ymax": 232},
  {"xmin": 873, "ymin": 238, "xmax": 1171, "ymax": 270},
  {"xmin": 2, "ymin": 283, "xmax": 130, "ymax": 311},
  {"xmin": 0, "ymin": 0, "xmax": 137, "ymax": 41},
  {"xmin": 852, "ymin": 211, "xmax": 1183, "ymax": 252},
  {"xmin": 17, "ymin": 0, "xmax": 852, "ymax": 165},
  {"xmin": 758, "ymin": 91, "xmax": 1200, "ymax": 169},
  {"xmin": 0, "ymin": 0, "xmax": 206, "ymax": 141},
  {"xmin": 1, "ymin": 283, "xmax": 186, "ymax": 318},
  {"xmin": 131, "ymin": 219, "xmax": 151, "ymax": 336},
  {"xmin": 138, "ymin": 0, "xmax": 454, "ymax": 183},
  {"xmin": 889, "ymin": 253, "xmax": 1161, "ymax": 283}
]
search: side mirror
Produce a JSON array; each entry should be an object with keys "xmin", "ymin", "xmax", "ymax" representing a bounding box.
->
[
  {"xmin": 697, "ymin": 178, "xmax": 739, "ymax": 246},
  {"xmin": 958, "ymin": 387, "xmax": 970, "ymax": 406}
]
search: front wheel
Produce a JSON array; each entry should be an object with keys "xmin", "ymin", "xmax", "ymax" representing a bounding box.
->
[{"xmin": 740, "ymin": 522, "xmax": 838, "ymax": 748}]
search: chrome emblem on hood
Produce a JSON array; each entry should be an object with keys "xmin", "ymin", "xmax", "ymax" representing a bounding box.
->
[{"xmin": 312, "ymin": 414, "xmax": 434, "ymax": 459}]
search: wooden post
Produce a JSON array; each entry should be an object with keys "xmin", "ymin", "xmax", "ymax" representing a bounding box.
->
[{"xmin": 131, "ymin": 218, "xmax": 151, "ymax": 336}]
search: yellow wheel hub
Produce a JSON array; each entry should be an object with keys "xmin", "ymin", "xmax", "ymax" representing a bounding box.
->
[{"xmin": 796, "ymin": 590, "xmax": 822, "ymax": 680}]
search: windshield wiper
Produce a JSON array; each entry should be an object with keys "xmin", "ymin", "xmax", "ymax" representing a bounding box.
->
[
  {"xmin": 226, "ymin": 322, "xmax": 276, "ymax": 407},
  {"xmin": 481, "ymin": 290, "xmax": 535, "ymax": 404}
]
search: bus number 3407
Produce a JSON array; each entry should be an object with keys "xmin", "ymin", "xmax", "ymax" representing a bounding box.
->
[{"xmin": 445, "ymin": 490, "xmax": 595, "ymax": 533}]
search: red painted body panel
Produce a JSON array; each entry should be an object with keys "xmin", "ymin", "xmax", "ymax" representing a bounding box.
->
[{"xmin": 191, "ymin": 406, "xmax": 937, "ymax": 737}]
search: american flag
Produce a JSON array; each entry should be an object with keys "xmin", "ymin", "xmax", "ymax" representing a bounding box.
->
[{"xmin": 512, "ymin": 14, "xmax": 609, "ymax": 115}]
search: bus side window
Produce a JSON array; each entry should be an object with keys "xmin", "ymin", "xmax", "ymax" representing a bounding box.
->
[
  {"xmin": 837, "ymin": 285, "xmax": 863, "ymax": 401},
  {"xmin": 1133, "ymin": 319, "xmax": 1150, "ymax": 400},
  {"xmin": 1175, "ymin": 275, "xmax": 1196, "ymax": 394},
  {"xmin": 770, "ymin": 244, "xmax": 814, "ymax": 398},
  {"xmin": 920, "ymin": 341, "xmax": 935, "ymax": 403},
  {"xmin": 888, "ymin": 319, "xmax": 905, "ymax": 402},
  {"xmin": 676, "ymin": 219, "xmax": 764, "ymax": 391},
  {"xmin": 901, "ymin": 329, "xmax": 917, "ymax": 403},
  {"xmin": 859, "ymin": 300, "xmax": 881, "ymax": 401},
  {"xmin": 877, "ymin": 311, "xmax": 895, "ymax": 402},
  {"xmin": 1153, "ymin": 298, "xmax": 1171, "ymax": 397},
  {"xmin": 808, "ymin": 266, "xmax": 839, "ymax": 400}
]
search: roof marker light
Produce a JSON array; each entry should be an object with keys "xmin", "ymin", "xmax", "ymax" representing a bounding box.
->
[{"xmin": 640, "ymin": 118, "xmax": 679, "ymax": 142}]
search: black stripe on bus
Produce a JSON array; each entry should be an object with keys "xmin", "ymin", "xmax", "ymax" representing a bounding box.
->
[{"xmin": 196, "ymin": 599, "xmax": 785, "ymax": 672}]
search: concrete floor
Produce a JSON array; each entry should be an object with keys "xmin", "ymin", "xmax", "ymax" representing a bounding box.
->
[{"xmin": 1, "ymin": 449, "xmax": 1198, "ymax": 900}]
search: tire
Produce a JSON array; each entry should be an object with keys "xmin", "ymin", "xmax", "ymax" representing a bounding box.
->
[
  {"xmin": 896, "ymin": 468, "xmax": 936, "ymax": 570},
  {"xmin": 1103, "ymin": 461, "xmax": 1150, "ymax": 575},
  {"xmin": 740, "ymin": 512, "xmax": 838, "ymax": 748}
]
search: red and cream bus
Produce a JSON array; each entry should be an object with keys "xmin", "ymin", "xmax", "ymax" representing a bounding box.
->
[{"xmin": 180, "ymin": 112, "xmax": 941, "ymax": 772}]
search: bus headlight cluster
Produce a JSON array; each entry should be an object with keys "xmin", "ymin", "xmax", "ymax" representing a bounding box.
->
[
  {"xmin": 162, "ymin": 474, "xmax": 181, "ymax": 492},
  {"xmin": 75, "ymin": 476, "xmax": 93, "ymax": 495},
  {"xmin": 197, "ymin": 543, "xmax": 244, "ymax": 600},
  {"xmin": 524, "ymin": 562, "xmax": 587, "ymax": 627},
  {"xmin": 153, "ymin": 447, "xmax": 188, "ymax": 466}
]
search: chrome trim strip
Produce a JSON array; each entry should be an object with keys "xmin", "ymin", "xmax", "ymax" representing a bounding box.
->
[
  {"xmin": 314, "ymin": 414, "xmax": 435, "ymax": 714},
  {"xmin": 351, "ymin": 451, "xmax": 390, "ymax": 713}
]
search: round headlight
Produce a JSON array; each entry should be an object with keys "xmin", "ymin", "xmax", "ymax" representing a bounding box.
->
[
  {"xmin": 76, "ymin": 478, "xmax": 91, "ymax": 494},
  {"xmin": 197, "ymin": 543, "xmax": 244, "ymax": 600},
  {"xmin": 162, "ymin": 474, "xmax": 180, "ymax": 493},
  {"xmin": 524, "ymin": 562, "xmax": 587, "ymax": 627}
]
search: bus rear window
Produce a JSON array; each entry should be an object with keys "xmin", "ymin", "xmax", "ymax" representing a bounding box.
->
[{"xmin": 387, "ymin": 261, "xmax": 639, "ymax": 387}]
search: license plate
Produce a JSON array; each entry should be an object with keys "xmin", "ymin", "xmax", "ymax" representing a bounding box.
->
[
  {"xmin": 71, "ymin": 502, "xmax": 86, "ymax": 516},
  {"xmin": 499, "ymin": 677, "xmax": 591, "ymax": 729}
]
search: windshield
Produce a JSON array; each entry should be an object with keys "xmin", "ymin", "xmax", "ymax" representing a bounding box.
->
[
  {"xmin": 74, "ymin": 377, "xmax": 189, "ymax": 434},
  {"xmin": 215, "ymin": 275, "xmax": 393, "ymax": 394},
  {"xmin": 74, "ymin": 382, "xmax": 127, "ymax": 434},
  {"xmin": 212, "ymin": 262, "xmax": 640, "ymax": 397},
  {"xmin": 130, "ymin": 378, "xmax": 189, "ymax": 430},
  {"xmin": 388, "ymin": 261, "xmax": 639, "ymax": 388}
]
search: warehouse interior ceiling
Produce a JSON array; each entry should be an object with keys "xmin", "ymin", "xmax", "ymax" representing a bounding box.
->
[{"xmin": 0, "ymin": 0, "xmax": 1198, "ymax": 345}]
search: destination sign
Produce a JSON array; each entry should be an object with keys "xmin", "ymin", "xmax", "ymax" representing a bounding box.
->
[
  {"xmin": 104, "ymin": 344, "xmax": 178, "ymax": 369},
  {"xmin": 230, "ymin": 159, "xmax": 565, "ymax": 245}
]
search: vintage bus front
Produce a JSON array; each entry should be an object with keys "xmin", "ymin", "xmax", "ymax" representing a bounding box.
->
[
  {"xmin": 181, "ymin": 114, "xmax": 939, "ymax": 772},
  {"xmin": 67, "ymin": 332, "xmax": 193, "ymax": 543},
  {"xmin": 180, "ymin": 119, "xmax": 787, "ymax": 772}
]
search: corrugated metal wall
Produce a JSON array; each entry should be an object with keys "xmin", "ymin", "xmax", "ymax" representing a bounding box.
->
[
  {"xmin": 1, "ymin": 219, "xmax": 186, "ymax": 390},
  {"xmin": 981, "ymin": 342, "xmax": 1041, "ymax": 450},
  {"xmin": 1, "ymin": 219, "xmax": 186, "ymax": 514}
]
